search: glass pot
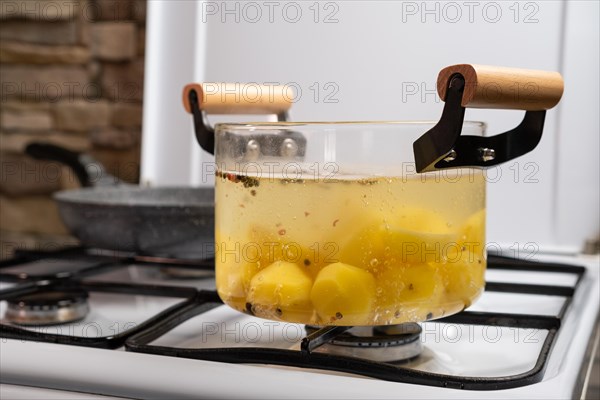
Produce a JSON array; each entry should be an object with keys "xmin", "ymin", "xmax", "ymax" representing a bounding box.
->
[
  {"xmin": 214, "ymin": 121, "xmax": 486, "ymax": 326},
  {"xmin": 182, "ymin": 64, "xmax": 563, "ymax": 326}
]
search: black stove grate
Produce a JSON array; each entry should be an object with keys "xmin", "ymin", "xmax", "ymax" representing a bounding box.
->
[
  {"xmin": 0, "ymin": 248, "xmax": 203, "ymax": 349},
  {"xmin": 0, "ymin": 281, "xmax": 200, "ymax": 349},
  {"xmin": 0, "ymin": 248, "xmax": 587, "ymax": 390}
]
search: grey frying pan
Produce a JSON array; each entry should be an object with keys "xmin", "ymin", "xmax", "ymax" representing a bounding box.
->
[{"xmin": 25, "ymin": 143, "xmax": 214, "ymax": 260}]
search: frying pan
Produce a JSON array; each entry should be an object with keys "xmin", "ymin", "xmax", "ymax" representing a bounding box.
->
[{"xmin": 25, "ymin": 143, "xmax": 214, "ymax": 260}]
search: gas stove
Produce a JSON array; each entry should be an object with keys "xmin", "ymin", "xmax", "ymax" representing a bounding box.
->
[{"xmin": 0, "ymin": 247, "xmax": 598, "ymax": 399}]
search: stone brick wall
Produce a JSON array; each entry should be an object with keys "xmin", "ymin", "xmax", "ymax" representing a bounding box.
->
[{"xmin": 0, "ymin": 0, "xmax": 146, "ymax": 258}]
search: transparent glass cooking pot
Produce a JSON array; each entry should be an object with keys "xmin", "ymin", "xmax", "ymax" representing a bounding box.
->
[
  {"xmin": 214, "ymin": 121, "xmax": 487, "ymax": 326},
  {"xmin": 182, "ymin": 64, "xmax": 563, "ymax": 326}
]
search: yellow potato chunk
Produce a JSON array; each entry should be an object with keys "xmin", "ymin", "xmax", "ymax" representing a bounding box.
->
[
  {"xmin": 386, "ymin": 228, "xmax": 457, "ymax": 265},
  {"xmin": 378, "ymin": 264, "xmax": 442, "ymax": 305},
  {"xmin": 340, "ymin": 224, "xmax": 456, "ymax": 273},
  {"xmin": 215, "ymin": 229, "xmax": 263, "ymax": 303},
  {"xmin": 440, "ymin": 249, "xmax": 486, "ymax": 307},
  {"xmin": 395, "ymin": 207, "xmax": 452, "ymax": 233},
  {"xmin": 247, "ymin": 261, "xmax": 313, "ymax": 321},
  {"xmin": 336, "ymin": 211, "xmax": 457, "ymax": 271},
  {"xmin": 248, "ymin": 225, "xmax": 330, "ymax": 278},
  {"xmin": 439, "ymin": 210, "xmax": 486, "ymax": 310},
  {"xmin": 391, "ymin": 207, "xmax": 456, "ymax": 264},
  {"xmin": 217, "ymin": 223, "xmax": 332, "ymax": 310},
  {"xmin": 325, "ymin": 208, "xmax": 389, "ymax": 270},
  {"xmin": 335, "ymin": 223, "xmax": 387, "ymax": 272},
  {"xmin": 216, "ymin": 259, "xmax": 245, "ymax": 298},
  {"xmin": 310, "ymin": 262, "xmax": 376, "ymax": 325},
  {"xmin": 397, "ymin": 263, "xmax": 441, "ymax": 303},
  {"xmin": 458, "ymin": 209, "xmax": 486, "ymax": 256},
  {"xmin": 247, "ymin": 225, "xmax": 285, "ymax": 269},
  {"xmin": 376, "ymin": 263, "xmax": 443, "ymax": 320}
]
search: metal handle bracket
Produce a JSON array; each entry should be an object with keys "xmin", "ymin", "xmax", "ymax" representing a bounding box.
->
[
  {"xmin": 187, "ymin": 89, "xmax": 289, "ymax": 156},
  {"xmin": 413, "ymin": 74, "xmax": 546, "ymax": 173}
]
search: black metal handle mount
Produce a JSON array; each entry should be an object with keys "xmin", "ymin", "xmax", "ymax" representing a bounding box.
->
[
  {"xmin": 413, "ymin": 74, "xmax": 546, "ymax": 173},
  {"xmin": 187, "ymin": 89, "xmax": 290, "ymax": 156},
  {"xmin": 188, "ymin": 89, "xmax": 216, "ymax": 155}
]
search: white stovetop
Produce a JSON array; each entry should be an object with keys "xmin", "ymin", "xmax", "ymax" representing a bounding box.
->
[{"xmin": 0, "ymin": 253, "xmax": 598, "ymax": 399}]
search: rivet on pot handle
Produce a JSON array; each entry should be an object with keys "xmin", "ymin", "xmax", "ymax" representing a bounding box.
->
[
  {"xmin": 413, "ymin": 64, "xmax": 564, "ymax": 173},
  {"xmin": 182, "ymin": 83, "xmax": 293, "ymax": 155}
]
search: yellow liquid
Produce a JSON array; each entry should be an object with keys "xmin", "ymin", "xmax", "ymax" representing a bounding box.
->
[{"xmin": 215, "ymin": 170, "xmax": 486, "ymax": 326}]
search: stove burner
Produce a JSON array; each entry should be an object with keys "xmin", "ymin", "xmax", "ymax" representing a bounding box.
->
[
  {"xmin": 304, "ymin": 323, "xmax": 422, "ymax": 362},
  {"xmin": 5, "ymin": 288, "xmax": 90, "ymax": 326}
]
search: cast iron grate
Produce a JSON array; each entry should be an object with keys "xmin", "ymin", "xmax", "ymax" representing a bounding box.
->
[
  {"xmin": 0, "ymin": 247, "xmax": 205, "ymax": 349},
  {"xmin": 0, "ymin": 246, "xmax": 214, "ymax": 283},
  {"xmin": 124, "ymin": 255, "xmax": 586, "ymax": 391},
  {"xmin": 0, "ymin": 248, "xmax": 587, "ymax": 389}
]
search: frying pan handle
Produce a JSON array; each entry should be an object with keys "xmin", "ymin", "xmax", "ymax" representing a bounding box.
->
[
  {"xmin": 182, "ymin": 83, "xmax": 293, "ymax": 155},
  {"xmin": 25, "ymin": 143, "xmax": 121, "ymax": 187},
  {"xmin": 25, "ymin": 143, "xmax": 92, "ymax": 187},
  {"xmin": 437, "ymin": 64, "xmax": 564, "ymax": 111}
]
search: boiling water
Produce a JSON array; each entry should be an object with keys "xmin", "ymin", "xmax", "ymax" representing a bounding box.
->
[{"xmin": 215, "ymin": 169, "xmax": 486, "ymax": 326}]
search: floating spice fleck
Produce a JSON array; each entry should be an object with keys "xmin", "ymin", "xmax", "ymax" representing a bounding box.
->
[
  {"xmin": 304, "ymin": 211, "xmax": 310, "ymax": 217},
  {"xmin": 275, "ymin": 308, "xmax": 283, "ymax": 317},
  {"xmin": 408, "ymin": 283, "xmax": 414, "ymax": 290},
  {"xmin": 278, "ymin": 229, "xmax": 286, "ymax": 236},
  {"xmin": 250, "ymin": 189, "xmax": 257, "ymax": 196},
  {"xmin": 239, "ymin": 204, "xmax": 245, "ymax": 208},
  {"xmin": 245, "ymin": 302, "xmax": 254, "ymax": 315},
  {"xmin": 303, "ymin": 259, "xmax": 311, "ymax": 266},
  {"xmin": 394, "ymin": 310, "xmax": 401, "ymax": 318},
  {"xmin": 281, "ymin": 178, "xmax": 305, "ymax": 184},
  {"xmin": 242, "ymin": 175, "xmax": 259, "ymax": 188},
  {"xmin": 332, "ymin": 219, "xmax": 339, "ymax": 227},
  {"xmin": 216, "ymin": 171, "xmax": 259, "ymax": 187},
  {"xmin": 357, "ymin": 178, "xmax": 377, "ymax": 185},
  {"xmin": 426, "ymin": 312, "xmax": 433, "ymax": 320},
  {"xmin": 335, "ymin": 312, "xmax": 343, "ymax": 320}
]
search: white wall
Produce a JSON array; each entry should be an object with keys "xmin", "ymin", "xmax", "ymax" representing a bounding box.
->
[
  {"xmin": 142, "ymin": 0, "xmax": 599, "ymax": 252},
  {"xmin": 141, "ymin": 1, "xmax": 206, "ymax": 186},
  {"xmin": 554, "ymin": 1, "xmax": 600, "ymax": 249}
]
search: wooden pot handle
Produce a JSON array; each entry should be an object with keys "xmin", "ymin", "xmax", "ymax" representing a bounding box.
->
[
  {"xmin": 437, "ymin": 64, "xmax": 564, "ymax": 111},
  {"xmin": 182, "ymin": 83, "xmax": 293, "ymax": 115}
]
